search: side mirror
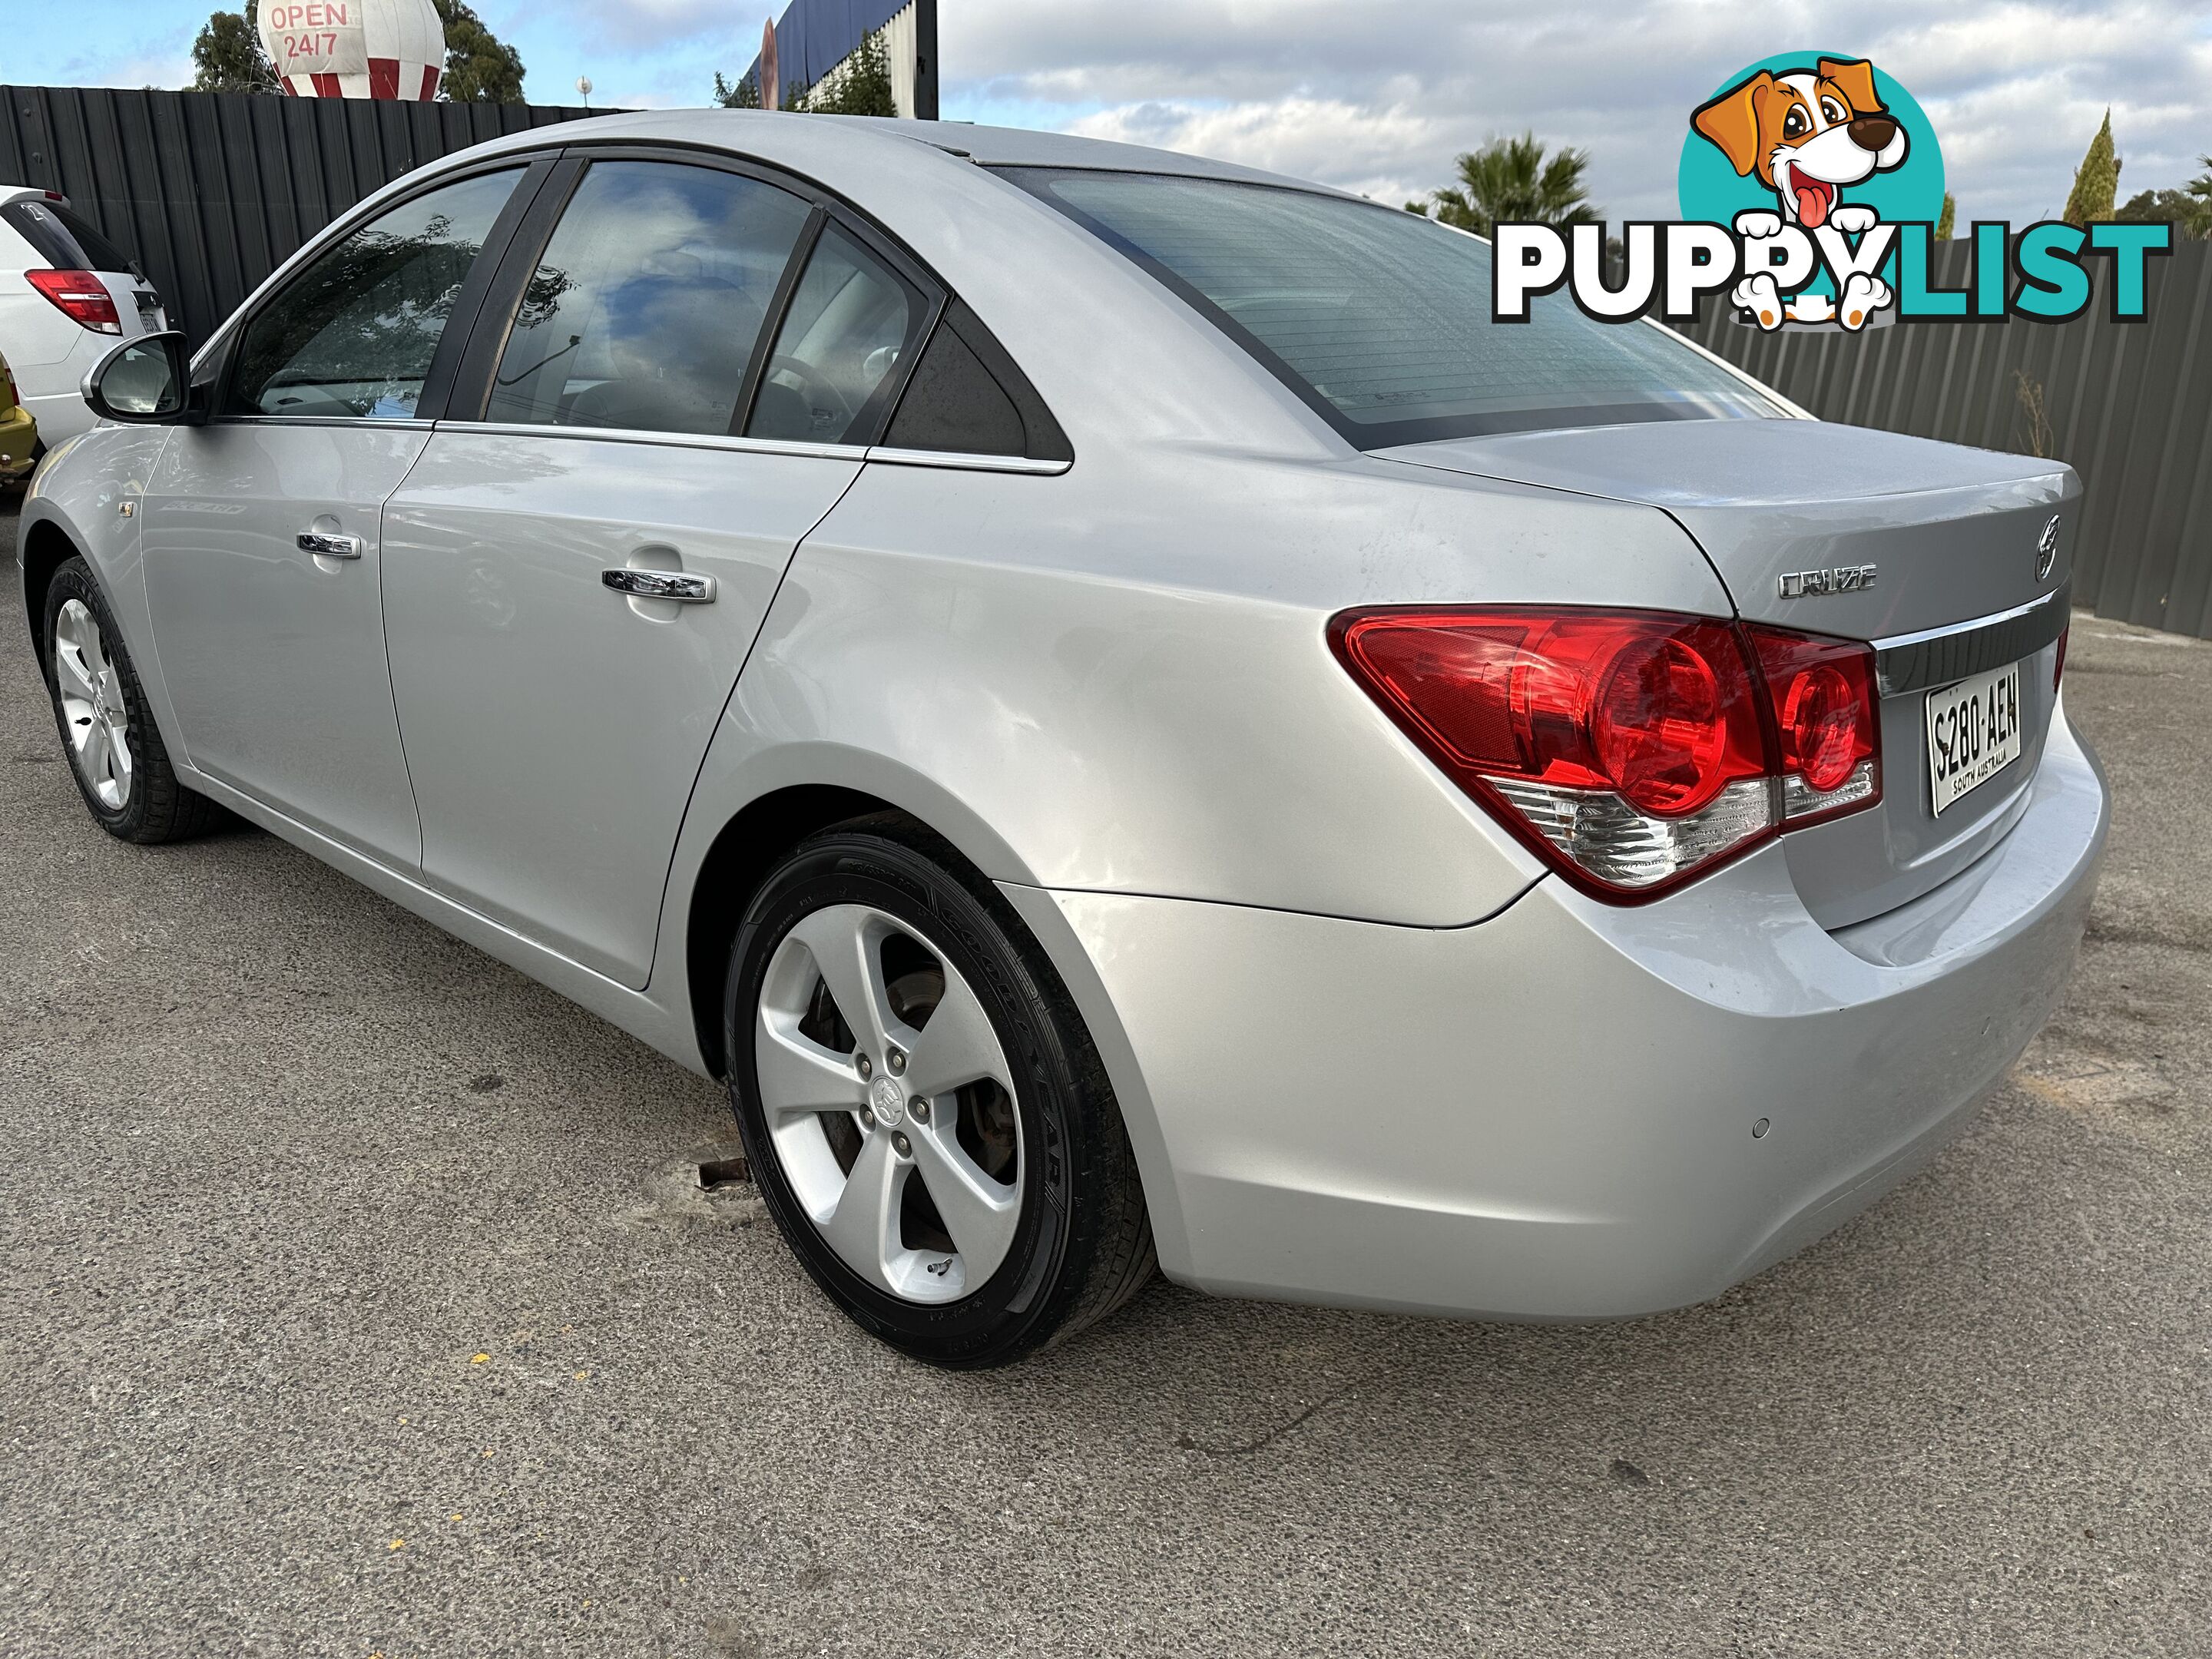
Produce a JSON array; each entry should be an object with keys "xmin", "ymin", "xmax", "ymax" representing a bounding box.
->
[{"xmin": 81, "ymin": 331, "xmax": 197, "ymax": 426}]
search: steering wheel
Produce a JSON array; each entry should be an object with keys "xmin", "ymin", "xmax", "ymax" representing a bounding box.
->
[{"xmin": 762, "ymin": 354, "xmax": 853, "ymax": 431}]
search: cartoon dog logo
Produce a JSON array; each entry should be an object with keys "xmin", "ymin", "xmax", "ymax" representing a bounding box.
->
[{"xmin": 1692, "ymin": 57, "xmax": 1909, "ymax": 328}]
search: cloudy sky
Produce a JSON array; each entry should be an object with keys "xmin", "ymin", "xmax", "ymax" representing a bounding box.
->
[{"xmin": 8, "ymin": 2, "xmax": 2210, "ymax": 223}]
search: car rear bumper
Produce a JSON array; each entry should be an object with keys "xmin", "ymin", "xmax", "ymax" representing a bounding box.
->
[{"xmin": 1045, "ymin": 704, "xmax": 2109, "ymax": 1320}]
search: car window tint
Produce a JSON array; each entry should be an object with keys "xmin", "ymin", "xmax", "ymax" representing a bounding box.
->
[
  {"xmin": 485, "ymin": 161, "xmax": 811, "ymax": 436},
  {"xmin": 228, "ymin": 168, "xmax": 521, "ymax": 420},
  {"xmin": 745, "ymin": 224, "xmax": 924, "ymax": 446},
  {"xmin": 3, "ymin": 200, "xmax": 134, "ymax": 272},
  {"xmin": 1015, "ymin": 170, "xmax": 1787, "ymax": 446}
]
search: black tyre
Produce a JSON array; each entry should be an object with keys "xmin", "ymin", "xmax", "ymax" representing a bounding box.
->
[
  {"xmin": 726, "ymin": 816, "xmax": 1154, "ymax": 1368},
  {"xmin": 42, "ymin": 555, "xmax": 222, "ymax": 843}
]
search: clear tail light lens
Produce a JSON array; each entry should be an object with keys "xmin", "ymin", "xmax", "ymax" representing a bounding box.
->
[
  {"xmin": 1331, "ymin": 606, "xmax": 1883, "ymax": 902},
  {"xmin": 25, "ymin": 269, "xmax": 121, "ymax": 333}
]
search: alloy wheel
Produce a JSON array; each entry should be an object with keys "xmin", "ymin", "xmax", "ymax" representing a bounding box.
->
[
  {"xmin": 755, "ymin": 903, "xmax": 1024, "ymax": 1303},
  {"xmin": 52, "ymin": 598, "xmax": 132, "ymax": 810}
]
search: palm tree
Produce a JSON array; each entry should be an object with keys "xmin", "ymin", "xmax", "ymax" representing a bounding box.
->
[{"xmin": 1419, "ymin": 134, "xmax": 1601, "ymax": 236}]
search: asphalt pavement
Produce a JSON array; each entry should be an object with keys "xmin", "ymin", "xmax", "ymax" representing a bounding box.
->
[{"xmin": 3, "ymin": 498, "xmax": 2208, "ymax": 1657}]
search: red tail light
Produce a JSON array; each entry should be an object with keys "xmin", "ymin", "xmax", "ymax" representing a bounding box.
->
[
  {"xmin": 1749, "ymin": 628, "xmax": 1882, "ymax": 827},
  {"xmin": 25, "ymin": 269, "xmax": 121, "ymax": 334},
  {"xmin": 2053, "ymin": 625, "xmax": 2069, "ymax": 694},
  {"xmin": 1331, "ymin": 607, "xmax": 1882, "ymax": 901}
]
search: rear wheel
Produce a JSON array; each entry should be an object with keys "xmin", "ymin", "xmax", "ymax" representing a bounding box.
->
[
  {"xmin": 727, "ymin": 819, "xmax": 1154, "ymax": 1367},
  {"xmin": 42, "ymin": 556, "xmax": 221, "ymax": 843}
]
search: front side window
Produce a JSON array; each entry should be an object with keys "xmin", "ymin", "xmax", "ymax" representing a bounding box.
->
[
  {"xmin": 744, "ymin": 224, "xmax": 926, "ymax": 445},
  {"xmin": 1011, "ymin": 169, "xmax": 1786, "ymax": 446},
  {"xmin": 484, "ymin": 161, "xmax": 812, "ymax": 436},
  {"xmin": 227, "ymin": 168, "xmax": 521, "ymax": 420}
]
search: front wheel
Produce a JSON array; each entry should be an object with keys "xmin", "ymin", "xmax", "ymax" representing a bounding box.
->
[
  {"xmin": 42, "ymin": 556, "xmax": 221, "ymax": 843},
  {"xmin": 727, "ymin": 819, "xmax": 1154, "ymax": 1368}
]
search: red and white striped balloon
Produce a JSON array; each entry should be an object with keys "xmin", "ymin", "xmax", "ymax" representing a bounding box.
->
[{"xmin": 259, "ymin": 0, "xmax": 447, "ymax": 101}]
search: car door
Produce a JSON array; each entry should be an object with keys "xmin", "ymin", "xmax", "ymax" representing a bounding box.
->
[
  {"xmin": 138, "ymin": 163, "xmax": 541, "ymax": 866},
  {"xmin": 379, "ymin": 154, "xmax": 935, "ymax": 988}
]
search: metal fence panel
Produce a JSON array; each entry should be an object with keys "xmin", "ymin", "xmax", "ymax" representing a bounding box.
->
[
  {"xmin": 0, "ymin": 85, "xmax": 604, "ymax": 346},
  {"xmin": 1686, "ymin": 240, "xmax": 2212, "ymax": 638}
]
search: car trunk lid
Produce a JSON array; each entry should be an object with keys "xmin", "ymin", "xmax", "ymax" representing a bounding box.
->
[{"xmin": 1376, "ymin": 418, "xmax": 2078, "ymax": 928}]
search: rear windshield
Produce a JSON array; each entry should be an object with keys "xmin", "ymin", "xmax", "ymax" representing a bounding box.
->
[
  {"xmin": 1007, "ymin": 169, "xmax": 1785, "ymax": 447},
  {"xmin": 2, "ymin": 199, "xmax": 134, "ymax": 273}
]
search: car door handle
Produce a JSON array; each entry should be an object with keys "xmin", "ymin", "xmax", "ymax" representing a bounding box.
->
[
  {"xmin": 298, "ymin": 531, "xmax": 363, "ymax": 560},
  {"xmin": 602, "ymin": 568, "xmax": 716, "ymax": 604}
]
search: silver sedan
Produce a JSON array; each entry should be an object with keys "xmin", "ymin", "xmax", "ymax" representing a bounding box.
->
[{"xmin": 17, "ymin": 113, "xmax": 2107, "ymax": 1366}]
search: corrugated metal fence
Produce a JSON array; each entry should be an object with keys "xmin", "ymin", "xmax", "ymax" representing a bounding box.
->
[
  {"xmin": 0, "ymin": 86, "xmax": 608, "ymax": 347},
  {"xmin": 1684, "ymin": 240, "xmax": 2212, "ymax": 640}
]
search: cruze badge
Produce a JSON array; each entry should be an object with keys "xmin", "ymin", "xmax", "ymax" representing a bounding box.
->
[
  {"xmin": 1777, "ymin": 565, "xmax": 1877, "ymax": 598},
  {"xmin": 2035, "ymin": 515, "xmax": 2061, "ymax": 582}
]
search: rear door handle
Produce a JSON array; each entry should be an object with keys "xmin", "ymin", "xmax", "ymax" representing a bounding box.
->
[
  {"xmin": 298, "ymin": 531, "xmax": 363, "ymax": 560},
  {"xmin": 602, "ymin": 568, "xmax": 716, "ymax": 604}
]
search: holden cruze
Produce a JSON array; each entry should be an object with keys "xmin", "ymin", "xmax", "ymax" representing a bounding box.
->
[{"xmin": 17, "ymin": 113, "xmax": 2107, "ymax": 1366}]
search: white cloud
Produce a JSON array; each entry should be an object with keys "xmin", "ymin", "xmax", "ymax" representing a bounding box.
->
[
  {"xmin": 935, "ymin": 0, "xmax": 2212, "ymax": 224},
  {"xmin": 1066, "ymin": 95, "xmax": 1445, "ymax": 204}
]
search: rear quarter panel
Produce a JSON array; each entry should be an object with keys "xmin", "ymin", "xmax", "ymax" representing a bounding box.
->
[{"xmin": 668, "ymin": 442, "xmax": 1737, "ymax": 930}]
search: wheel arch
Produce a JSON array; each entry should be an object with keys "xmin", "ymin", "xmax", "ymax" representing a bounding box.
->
[
  {"xmin": 681, "ymin": 782, "xmax": 898, "ymax": 1078},
  {"xmin": 673, "ymin": 769, "xmax": 1191, "ymax": 1281},
  {"xmin": 18, "ymin": 514, "xmax": 83, "ymax": 675}
]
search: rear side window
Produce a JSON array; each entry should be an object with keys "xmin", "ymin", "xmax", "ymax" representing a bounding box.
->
[
  {"xmin": 485, "ymin": 161, "xmax": 813, "ymax": 436},
  {"xmin": 744, "ymin": 223, "xmax": 928, "ymax": 446},
  {"xmin": 1010, "ymin": 169, "xmax": 1786, "ymax": 446},
  {"xmin": 2, "ymin": 200, "xmax": 134, "ymax": 272},
  {"xmin": 228, "ymin": 167, "xmax": 522, "ymax": 420}
]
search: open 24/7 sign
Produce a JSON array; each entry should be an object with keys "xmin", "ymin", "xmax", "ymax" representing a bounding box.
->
[{"xmin": 259, "ymin": 0, "xmax": 448, "ymax": 101}]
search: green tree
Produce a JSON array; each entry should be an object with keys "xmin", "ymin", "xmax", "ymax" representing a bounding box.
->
[
  {"xmin": 716, "ymin": 28, "xmax": 896, "ymax": 114},
  {"xmin": 806, "ymin": 28, "xmax": 896, "ymax": 117},
  {"xmin": 2061, "ymin": 111, "xmax": 2121, "ymax": 225},
  {"xmin": 435, "ymin": 0, "xmax": 525, "ymax": 103},
  {"xmin": 2117, "ymin": 180, "xmax": 2212, "ymax": 239},
  {"xmin": 1419, "ymin": 134, "xmax": 1600, "ymax": 237},
  {"xmin": 191, "ymin": 0, "xmax": 278, "ymax": 94},
  {"xmin": 1936, "ymin": 192, "xmax": 1955, "ymax": 240}
]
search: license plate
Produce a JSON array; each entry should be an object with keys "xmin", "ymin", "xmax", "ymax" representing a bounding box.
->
[{"xmin": 1925, "ymin": 661, "xmax": 2023, "ymax": 815}]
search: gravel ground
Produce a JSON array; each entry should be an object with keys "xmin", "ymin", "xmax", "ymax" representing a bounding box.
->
[{"xmin": 3, "ymin": 497, "xmax": 2208, "ymax": 1657}]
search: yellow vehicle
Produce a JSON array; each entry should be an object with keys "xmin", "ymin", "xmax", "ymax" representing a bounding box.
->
[{"xmin": 0, "ymin": 343, "xmax": 37, "ymax": 483}]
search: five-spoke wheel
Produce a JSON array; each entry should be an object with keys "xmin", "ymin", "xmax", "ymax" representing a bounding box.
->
[
  {"xmin": 51, "ymin": 597, "xmax": 133, "ymax": 809},
  {"xmin": 729, "ymin": 821, "xmax": 1156, "ymax": 1367},
  {"xmin": 41, "ymin": 555, "xmax": 219, "ymax": 844},
  {"xmin": 757, "ymin": 902, "xmax": 1024, "ymax": 1302}
]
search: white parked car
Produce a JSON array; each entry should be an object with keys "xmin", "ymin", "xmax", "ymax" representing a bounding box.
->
[
  {"xmin": 0, "ymin": 187, "xmax": 168, "ymax": 452},
  {"xmin": 18, "ymin": 115, "xmax": 2106, "ymax": 1368}
]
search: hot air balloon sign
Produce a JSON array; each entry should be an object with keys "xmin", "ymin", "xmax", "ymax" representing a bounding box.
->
[{"xmin": 260, "ymin": 0, "xmax": 448, "ymax": 101}]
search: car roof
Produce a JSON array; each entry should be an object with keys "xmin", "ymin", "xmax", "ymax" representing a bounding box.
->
[{"xmin": 465, "ymin": 109, "xmax": 1355, "ymax": 197}]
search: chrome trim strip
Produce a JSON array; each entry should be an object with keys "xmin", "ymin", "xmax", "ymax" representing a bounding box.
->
[
  {"xmin": 432, "ymin": 420, "xmax": 863, "ymax": 462},
  {"xmin": 222, "ymin": 415, "xmax": 428, "ymax": 431},
  {"xmin": 863, "ymin": 445, "xmax": 1071, "ymax": 476},
  {"xmin": 1873, "ymin": 581, "xmax": 2072, "ymax": 697},
  {"xmin": 424, "ymin": 420, "xmax": 1071, "ymax": 474}
]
